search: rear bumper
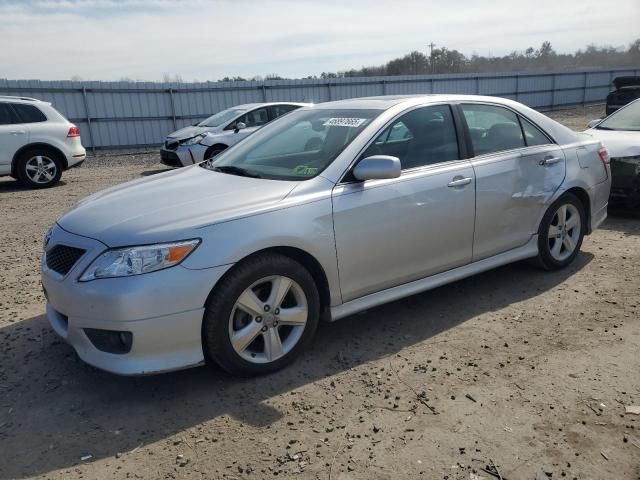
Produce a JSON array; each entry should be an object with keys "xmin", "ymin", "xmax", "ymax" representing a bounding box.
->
[
  {"xmin": 609, "ymin": 157, "xmax": 640, "ymax": 205},
  {"xmin": 66, "ymin": 148, "xmax": 86, "ymax": 168}
]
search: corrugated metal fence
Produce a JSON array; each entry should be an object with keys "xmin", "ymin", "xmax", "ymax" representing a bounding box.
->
[{"xmin": 1, "ymin": 67, "xmax": 638, "ymax": 153}]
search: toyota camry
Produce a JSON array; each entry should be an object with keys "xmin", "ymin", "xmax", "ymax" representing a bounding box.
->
[{"xmin": 41, "ymin": 95, "xmax": 611, "ymax": 376}]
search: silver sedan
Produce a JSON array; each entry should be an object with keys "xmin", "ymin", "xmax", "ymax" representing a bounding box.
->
[{"xmin": 41, "ymin": 95, "xmax": 611, "ymax": 376}]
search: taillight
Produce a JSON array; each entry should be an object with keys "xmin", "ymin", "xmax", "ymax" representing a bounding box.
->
[
  {"xmin": 598, "ymin": 147, "xmax": 610, "ymax": 165},
  {"xmin": 67, "ymin": 126, "xmax": 80, "ymax": 137}
]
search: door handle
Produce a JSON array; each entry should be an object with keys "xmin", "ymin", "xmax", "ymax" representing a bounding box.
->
[
  {"xmin": 447, "ymin": 177, "xmax": 473, "ymax": 188},
  {"xmin": 10, "ymin": 130, "xmax": 26, "ymax": 135},
  {"xmin": 539, "ymin": 155, "xmax": 562, "ymax": 166}
]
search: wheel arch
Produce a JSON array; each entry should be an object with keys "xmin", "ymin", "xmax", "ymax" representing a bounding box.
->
[
  {"xmin": 12, "ymin": 143, "xmax": 68, "ymax": 176},
  {"xmin": 204, "ymin": 245, "xmax": 332, "ymax": 321},
  {"xmin": 563, "ymin": 186, "xmax": 592, "ymax": 234},
  {"xmin": 204, "ymin": 143, "xmax": 228, "ymax": 159}
]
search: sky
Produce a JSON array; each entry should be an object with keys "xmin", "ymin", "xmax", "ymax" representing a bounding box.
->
[{"xmin": 0, "ymin": 0, "xmax": 638, "ymax": 82}]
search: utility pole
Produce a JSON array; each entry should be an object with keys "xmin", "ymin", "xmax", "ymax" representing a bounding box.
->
[{"xmin": 428, "ymin": 42, "xmax": 436, "ymax": 74}]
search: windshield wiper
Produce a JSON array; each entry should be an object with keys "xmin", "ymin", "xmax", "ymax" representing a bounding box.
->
[
  {"xmin": 595, "ymin": 126, "xmax": 614, "ymax": 130},
  {"xmin": 213, "ymin": 165, "xmax": 262, "ymax": 178}
]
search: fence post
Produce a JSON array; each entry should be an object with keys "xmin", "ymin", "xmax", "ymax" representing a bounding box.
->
[
  {"xmin": 261, "ymin": 84, "xmax": 267, "ymax": 102},
  {"xmin": 327, "ymin": 81, "xmax": 332, "ymax": 101},
  {"xmin": 168, "ymin": 88, "xmax": 177, "ymax": 130},
  {"xmin": 381, "ymin": 79, "xmax": 386, "ymax": 95},
  {"xmin": 81, "ymin": 86, "xmax": 96, "ymax": 156},
  {"xmin": 550, "ymin": 73, "xmax": 556, "ymax": 110},
  {"xmin": 515, "ymin": 74, "xmax": 520, "ymax": 102},
  {"xmin": 474, "ymin": 76, "xmax": 479, "ymax": 95},
  {"xmin": 582, "ymin": 72, "xmax": 587, "ymax": 106}
]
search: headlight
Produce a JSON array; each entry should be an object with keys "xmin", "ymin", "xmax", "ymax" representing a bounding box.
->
[
  {"xmin": 79, "ymin": 239, "xmax": 200, "ymax": 281},
  {"xmin": 182, "ymin": 134, "xmax": 206, "ymax": 146}
]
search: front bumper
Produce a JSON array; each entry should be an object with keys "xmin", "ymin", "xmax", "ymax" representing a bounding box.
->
[
  {"xmin": 160, "ymin": 144, "xmax": 209, "ymax": 168},
  {"xmin": 41, "ymin": 224, "xmax": 232, "ymax": 375}
]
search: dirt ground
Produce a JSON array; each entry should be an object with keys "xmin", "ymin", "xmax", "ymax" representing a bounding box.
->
[{"xmin": 0, "ymin": 105, "xmax": 638, "ymax": 480}]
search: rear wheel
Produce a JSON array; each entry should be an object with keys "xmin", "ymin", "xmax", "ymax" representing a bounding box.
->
[
  {"xmin": 16, "ymin": 149, "xmax": 62, "ymax": 188},
  {"xmin": 203, "ymin": 253, "xmax": 320, "ymax": 376},
  {"xmin": 535, "ymin": 193, "xmax": 585, "ymax": 270}
]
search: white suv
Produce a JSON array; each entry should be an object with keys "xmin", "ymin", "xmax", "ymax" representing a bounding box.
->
[{"xmin": 0, "ymin": 96, "xmax": 86, "ymax": 188}]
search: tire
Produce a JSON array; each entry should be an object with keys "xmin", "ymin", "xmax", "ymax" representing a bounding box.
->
[
  {"xmin": 203, "ymin": 253, "xmax": 320, "ymax": 376},
  {"xmin": 534, "ymin": 193, "xmax": 586, "ymax": 270},
  {"xmin": 204, "ymin": 145, "xmax": 226, "ymax": 161},
  {"xmin": 16, "ymin": 148, "xmax": 63, "ymax": 188}
]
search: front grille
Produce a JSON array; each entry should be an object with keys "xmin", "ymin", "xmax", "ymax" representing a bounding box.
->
[
  {"xmin": 160, "ymin": 149, "xmax": 183, "ymax": 167},
  {"xmin": 46, "ymin": 245, "xmax": 86, "ymax": 275},
  {"xmin": 164, "ymin": 140, "xmax": 179, "ymax": 150}
]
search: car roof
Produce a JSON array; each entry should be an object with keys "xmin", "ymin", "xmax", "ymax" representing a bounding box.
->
[
  {"xmin": 311, "ymin": 94, "xmax": 537, "ymax": 110},
  {"xmin": 310, "ymin": 94, "xmax": 578, "ymax": 146},
  {"xmin": 232, "ymin": 102, "xmax": 313, "ymax": 110},
  {"xmin": 0, "ymin": 95, "xmax": 48, "ymax": 104}
]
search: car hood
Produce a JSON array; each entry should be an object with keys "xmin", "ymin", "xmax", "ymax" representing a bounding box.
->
[
  {"xmin": 58, "ymin": 166, "xmax": 298, "ymax": 247},
  {"xmin": 583, "ymin": 129, "xmax": 640, "ymax": 158},
  {"xmin": 167, "ymin": 125, "xmax": 219, "ymax": 140}
]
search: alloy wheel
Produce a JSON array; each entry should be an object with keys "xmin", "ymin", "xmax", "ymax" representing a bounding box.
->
[
  {"xmin": 25, "ymin": 155, "xmax": 57, "ymax": 184},
  {"xmin": 547, "ymin": 203, "xmax": 581, "ymax": 261},
  {"xmin": 228, "ymin": 275, "xmax": 308, "ymax": 364}
]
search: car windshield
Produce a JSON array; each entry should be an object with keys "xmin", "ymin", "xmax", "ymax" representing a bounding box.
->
[
  {"xmin": 201, "ymin": 108, "xmax": 382, "ymax": 180},
  {"xmin": 597, "ymin": 100, "xmax": 640, "ymax": 131},
  {"xmin": 198, "ymin": 107, "xmax": 247, "ymax": 127}
]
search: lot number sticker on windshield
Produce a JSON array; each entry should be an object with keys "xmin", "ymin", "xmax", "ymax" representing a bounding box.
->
[{"xmin": 323, "ymin": 118, "xmax": 367, "ymax": 128}]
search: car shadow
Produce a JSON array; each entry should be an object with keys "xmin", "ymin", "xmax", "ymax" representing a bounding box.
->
[
  {"xmin": 0, "ymin": 179, "xmax": 68, "ymax": 192},
  {"xmin": 0, "ymin": 253, "xmax": 593, "ymax": 478},
  {"xmin": 601, "ymin": 209, "xmax": 640, "ymax": 235}
]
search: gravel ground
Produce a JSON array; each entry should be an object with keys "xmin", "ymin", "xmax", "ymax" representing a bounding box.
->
[{"xmin": 1, "ymin": 106, "xmax": 639, "ymax": 480}]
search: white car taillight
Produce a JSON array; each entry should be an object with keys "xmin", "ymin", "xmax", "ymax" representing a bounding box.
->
[
  {"xmin": 598, "ymin": 147, "xmax": 610, "ymax": 166},
  {"xmin": 67, "ymin": 126, "xmax": 80, "ymax": 137}
]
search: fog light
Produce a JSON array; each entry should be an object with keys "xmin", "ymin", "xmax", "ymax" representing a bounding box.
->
[{"xmin": 84, "ymin": 329, "xmax": 133, "ymax": 354}]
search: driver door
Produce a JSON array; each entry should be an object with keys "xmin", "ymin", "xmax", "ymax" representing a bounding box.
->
[{"xmin": 331, "ymin": 104, "xmax": 476, "ymax": 302}]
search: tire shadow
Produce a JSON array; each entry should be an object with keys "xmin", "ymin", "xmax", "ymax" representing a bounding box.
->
[{"xmin": 0, "ymin": 178, "xmax": 68, "ymax": 193}]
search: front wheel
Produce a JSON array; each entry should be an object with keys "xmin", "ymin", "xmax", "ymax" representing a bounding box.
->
[
  {"xmin": 535, "ymin": 193, "xmax": 585, "ymax": 270},
  {"xmin": 203, "ymin": 253, "xmax": 320, "ymax": 376},
  {"xmin": 204, "ymin": 145, "xmax": 226, "ymax": 161}
]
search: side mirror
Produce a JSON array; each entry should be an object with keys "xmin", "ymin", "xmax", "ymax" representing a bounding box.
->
[
  {"xmin": 587, "ymin": 118, "xmax": 602, "ymax": 129},
  {"xmin": 352, "ymin": 155, "xmax": 401, "ymax": 181},
  {"xmin": 234, "ymin": 121, "xmax": 246, "ymax": 133}
]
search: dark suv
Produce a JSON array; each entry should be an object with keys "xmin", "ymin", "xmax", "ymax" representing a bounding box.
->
[{"xmin": 606, "ymin": 76, "xmax": 640, "ymax": 116}]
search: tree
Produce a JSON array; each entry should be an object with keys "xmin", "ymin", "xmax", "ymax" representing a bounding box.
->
[{"xmin": 162, "ymin": 73, "xmax": 183, "ymax": 83}]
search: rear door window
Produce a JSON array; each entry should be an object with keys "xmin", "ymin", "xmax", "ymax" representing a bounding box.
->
[
  {"xmin": 461, "ymin": 104, "xmax": 525, "ymax": 156},
  {"xmin": 12, "ymin": 104, "xmax": 47, "ymax": 123},
  {"xmin": 270, "ymin": 104, "xmax": 299, "ymax": 119}
]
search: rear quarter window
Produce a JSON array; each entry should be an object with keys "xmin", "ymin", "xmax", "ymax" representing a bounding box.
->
[{"xmin": 12, "ymin": 104, "xmax": 47, "ymax": 123}]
